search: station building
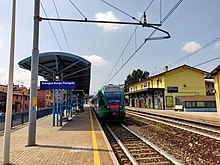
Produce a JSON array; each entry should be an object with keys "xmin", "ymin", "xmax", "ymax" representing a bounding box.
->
[
  {"xmin": 125, "ymin": 64, "xmax": 213, "ymax": 110},
  {"xmin": 206, "ymin": 65, "xmax": 220, "ymax": 113}
]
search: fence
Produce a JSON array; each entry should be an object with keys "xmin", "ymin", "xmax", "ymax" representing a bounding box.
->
[{"xmin": 0, "ymin": 108, "xmax": 52, "ymax": 131}]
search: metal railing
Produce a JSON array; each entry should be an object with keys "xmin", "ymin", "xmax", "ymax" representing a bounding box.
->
[{"xmin": 0, "ymin": 108, "xmax": 52, "ymax": 131}]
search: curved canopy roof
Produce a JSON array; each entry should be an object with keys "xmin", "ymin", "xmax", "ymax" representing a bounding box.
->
[{"xmin": 18, "ymin": 52, "xmax": 91, "ymax": 94}]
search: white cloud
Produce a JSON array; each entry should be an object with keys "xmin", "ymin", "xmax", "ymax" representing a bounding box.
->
[
  {"xmin": 0, "ymin": 68, "xmax": 31, "ymax": 87},
  {"xmin": 182, "ymin": 41, "xmax": 202, "ymax": 53},
  {"xmin": 83, "ymin": 55, "xmax": 108, "ymax": 67},
  {"xmin": 95, "ymin": 11, "xmax": 125, "ymax": 32},
  {"xmin": 14, "ymin": 71, "xmax": 31, "ymax": 87},
  {"xmin": 214, "ymin": 41, "xmax": 220, "ymax": 49}
]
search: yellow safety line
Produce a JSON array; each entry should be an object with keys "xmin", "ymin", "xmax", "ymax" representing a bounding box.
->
[{"xmin": 89, "ymin": 109, "xmax": 101, "ymax": 165}]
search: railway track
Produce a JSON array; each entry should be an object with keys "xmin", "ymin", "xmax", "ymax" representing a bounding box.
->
[
  {"xmin": 103, "ymin": 122, "xmax": 181, "ymax": 165},
  {"xmin": 126, "ymin": 110, "xmax": 220, "ymax": 140},
  {"xmin": 123, "ymin": 110, "xmax": 220, "ymax": 164}
]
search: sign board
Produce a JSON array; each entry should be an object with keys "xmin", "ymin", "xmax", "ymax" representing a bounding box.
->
[
  {"xmin": 40, "ymin": 81, "xmax": 76, "ymax": 90},
  {"xmin": 32, "ymin": 97, "xmax": 37, "ymax": 106},
  {"xmin": 167, "ymin": 86, "xmax": 178, "ymax": 93},
  {"xmin": 166, "ymin": 96, "xmax": 173, "ymax": 107}
]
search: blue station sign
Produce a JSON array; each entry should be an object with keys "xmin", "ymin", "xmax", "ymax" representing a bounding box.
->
[
  {"xmin": 167, "ymin": 86, "xmax": 178, "ymax": 93},
  {"xmin": 40, "ymin": 81, "xmax": 76, "ymax": 90}
]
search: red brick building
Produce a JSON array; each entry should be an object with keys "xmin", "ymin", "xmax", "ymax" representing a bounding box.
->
[
  {"xmin": 0, "ymin": 84, "xmax": 30, "ymax": 113},
  {"xmin": 0, "ymin": 84, "xmax": 53, "ymax": 113},
  {"xmin": 37, "ymin": 87, "xmax": 52, "ymax": 109}
]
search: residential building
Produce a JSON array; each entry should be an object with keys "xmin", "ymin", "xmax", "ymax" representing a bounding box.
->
[
  {"xmin": 0, "ymin": 84, "xmax": 53, "ymax": 112},
  {"xmin": 37, "ymin": 88, "xmax": 52, "ymax": 108},
  {"xmin": 205, "ymin": 80, "xmax": 215, "ymax": 95},
  {"xmin": 125, "ymin": 65, "xmax": 209, "ymax": 110},
  {"xmin": 0, "ymin": 84, "xmax": 30, "ymax": 113},
  {"xmin": 205, "ymin": 65, "xmax": 220, "ymax": 113}
]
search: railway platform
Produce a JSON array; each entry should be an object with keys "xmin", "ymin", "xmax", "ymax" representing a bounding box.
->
[
  {"xmin": 0, "ymin": 105, "xmax": 118, "ymax": 165},
  {"xmin": 126, "ymin": 106, "xmax": 220, "ymax": 127}
]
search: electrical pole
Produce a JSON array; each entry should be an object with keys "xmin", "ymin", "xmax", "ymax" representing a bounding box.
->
[
  {"xmin": 28, "ymin": 0, "xmax": 40, "ymax": 146},
  {"xmin": 3, "ymin": 0, "xmax": 16, "ymax": 164}
]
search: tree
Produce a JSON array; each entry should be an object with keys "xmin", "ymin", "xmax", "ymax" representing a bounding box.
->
[{"xmin": 124, "ymin": 69, "xmax": 149, "ymax": 92}]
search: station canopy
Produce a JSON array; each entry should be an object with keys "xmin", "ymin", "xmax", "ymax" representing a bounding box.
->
[{"xmin": 18, "ymin": 52, "xmax": 91, "ymax": 94}]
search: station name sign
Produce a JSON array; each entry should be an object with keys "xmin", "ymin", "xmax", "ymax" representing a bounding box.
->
[
  {"xmin": 167, "ymin": 86, "xmax": 178, "ymax": 93},
  {"xmin": 40, "ymin": 81, "xmax": 76, "ymax": 90}
]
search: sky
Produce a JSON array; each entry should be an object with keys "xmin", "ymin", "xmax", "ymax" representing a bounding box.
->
[{"xmin": 0, "ymin": 0, "xmax": 220, "ymax": 95}]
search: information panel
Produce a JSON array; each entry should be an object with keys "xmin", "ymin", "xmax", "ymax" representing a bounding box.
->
[
  {"xmin": 167, "ymin": 86, "xmax": 178, "ymax": 93},
  {"xmin": 40, "ymin": 81, "xmax": 76, "ymax": 90}
]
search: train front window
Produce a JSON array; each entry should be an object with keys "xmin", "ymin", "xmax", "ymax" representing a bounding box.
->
[{"xmin": 105, "ymin": 92, "xmax": 121, "ymax": 105}]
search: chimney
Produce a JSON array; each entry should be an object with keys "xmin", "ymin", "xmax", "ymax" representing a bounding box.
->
[{"xmin": 164, "ymin": 66, "xmax": 168, "ymax": 72}]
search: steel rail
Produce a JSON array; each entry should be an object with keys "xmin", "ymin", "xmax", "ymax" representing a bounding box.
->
[
  {"xmin": 127, "ymin": 111, "xmax": 220, "ymax": 141},
  {"xmin": 128, "ymin": 111, "xmax": 220, "ymax": 134},
  {"xmin": 121, "ymin": 123, "xmax": 183, "ymax": 165},
  {"xmin": 105, "ymin": 123, "xmax": 139, "ymax": 165}
]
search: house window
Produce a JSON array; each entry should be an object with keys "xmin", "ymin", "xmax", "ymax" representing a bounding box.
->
[
  {"xmin": 141, "ymin": 85, "xmax": 143, "ymax": 89},
  {"xmin": 148, "ymin": 82, "xmax": 150, "ymax": 88},
  {"xmin": 196, "ymin": 102, "xmax": 205, "ymax": 108},
  {"xmin": 186, "ymin": 101, "xmax": 196, "ymax": 108},
  {"xmin": 206, "ymin": 101, "xmax": 216, "ymax": 108}
]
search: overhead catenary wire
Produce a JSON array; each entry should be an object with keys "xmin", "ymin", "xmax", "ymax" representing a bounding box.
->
[
  {"xmin": 105, "ymin": 0, "xmax": 183, "ymax": 84},
  {"xmin": 40, "ymin": 1, "xmax": 62, "ymax": 51},
  {"xmin": 104, "ymin": 26, "xmax": 139, "ymax": 84},
  {"xmin": 104, "ymin": 0, "xmax": 154, "ymax": 84},
  {"xmin": 68, "ymin": 0, "xmax": 87, "ymax": 19},
  {"xmin": 160, "ymin": 0, "xmax": 183, "ymax": 24},
  {"xmin": 52, "ymin": 0, "xmax": 71, "ymax": 52},
  {"xmin": 101, "ymin": 0, "xmax": 140, "ymax": 22}
]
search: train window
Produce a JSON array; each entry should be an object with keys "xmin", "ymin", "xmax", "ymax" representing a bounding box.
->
[
  {"xmin": 105, "ymin": 92, "xmax": 121, "ymax": 105},
  {"xmin": 99, "ymin": 98, "xmax": 105, "ymax": 105}
]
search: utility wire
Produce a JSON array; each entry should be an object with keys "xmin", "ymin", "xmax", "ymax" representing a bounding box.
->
[
  {"xmin": 107, "ymin": 40, "xmax": 147, "ymax": 83},
  {"xmin": 160, "ymin": 0, "xmax": 183, "ymax": 24},
  {"xmin": 40, "ymin": 1, "xmax": 62, "ymax": 51},
  {"xmin": 151, "ymin": 36, "xmax": 220, "ymax": 76},
  {"xmin": 104, "ymin": 26, "xmax": 138, "ymax": 84},
  {"xmin": 105, "ymin": 0, "xmax": 183, "ymax": 84},
  {"xmin": 104, "ymin": 0, "xmax": 154, "ymax": 84},
  {"xmin": 68, "ymin": 0, "xmax": 87, "ymax": 19},
  {"xmin": 53, "ymin": 0, "xmax": 71, "ymax": 52},
  {"xmin": 194, "ymin": 56, "xmax": 220, "ymax": 67},
  {"xmin": 101, "ymin": 0, "xmax": 140, "ymax": 22},
  {"xmin": 168, "ymin": 36, "xmax": 220, "ymax": 68},
  {"xmin": 160, "ymin": 0, "xmax": 162, "ymax": 23}
]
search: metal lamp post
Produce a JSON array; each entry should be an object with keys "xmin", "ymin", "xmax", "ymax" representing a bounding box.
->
[{"xmin": 3, "ymin": 0, "xmax": 16, "ymax": 164}]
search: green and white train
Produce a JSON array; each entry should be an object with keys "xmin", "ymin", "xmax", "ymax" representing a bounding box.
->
[{"xmin": 91, "ymin": 84, "xmax": 125, "ymax": 120}]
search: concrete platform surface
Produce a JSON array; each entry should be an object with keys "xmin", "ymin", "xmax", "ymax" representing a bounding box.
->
[{"xmin": 0, "ymin": 105, "xmax": 118, "ymax": 165}]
